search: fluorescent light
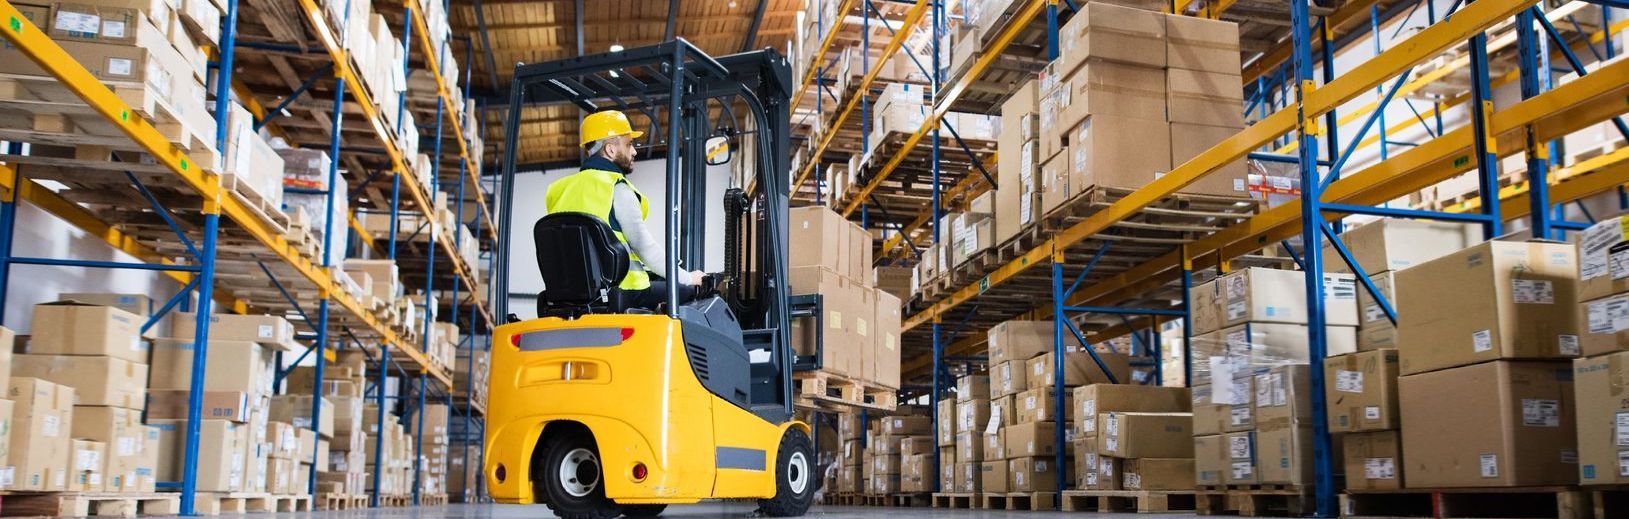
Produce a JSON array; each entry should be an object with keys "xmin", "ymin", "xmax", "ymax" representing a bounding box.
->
[{"xmin": 610, "ymin": 43, "xmax": 624, "ymax": 52}]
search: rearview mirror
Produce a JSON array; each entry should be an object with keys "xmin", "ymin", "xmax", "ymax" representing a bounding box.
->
[{"xmin": 705, "ymin": 136, "xmax": 731, "ymax": 166}]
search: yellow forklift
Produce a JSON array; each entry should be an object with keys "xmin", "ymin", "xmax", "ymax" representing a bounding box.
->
[{"xmin": 484, "ymin": 41, "xmax": 814, "ymax": 518}]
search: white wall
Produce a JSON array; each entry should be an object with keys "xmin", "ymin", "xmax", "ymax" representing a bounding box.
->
[
  {"xmin": 504, "ymin": 158, "xmax": 731, "ymax": 317},
  {"xmin": 3, "ymin": 203, "xmax": 178, "ymax": 334}
]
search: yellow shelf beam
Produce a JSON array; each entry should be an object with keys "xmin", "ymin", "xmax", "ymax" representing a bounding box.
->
[
  {"xmin": 791, "ymin": 0, "xmax": 860, "ymax": 111},
  {"xmin": 405, "ymin": 0, "xmax": 497, "ymax": 244}
]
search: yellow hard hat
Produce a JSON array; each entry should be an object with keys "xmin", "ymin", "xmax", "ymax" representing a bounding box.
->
[{"xmin": 580, "ymin": 110, "xmax": 645, "ymax": 147}]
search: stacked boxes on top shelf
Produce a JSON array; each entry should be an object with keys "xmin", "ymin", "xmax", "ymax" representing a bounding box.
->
[
  {"xmin": 788, "ymin": 206, "xmax": 902, "ymax": 391},
  {"xmin": 1314, "ymin": 219, "xmax": 1482, "ymax": 491}
]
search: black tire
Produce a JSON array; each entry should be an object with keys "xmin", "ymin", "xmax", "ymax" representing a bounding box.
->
[
  {"xmin": 621, "ymin": 504, "xmax": 666, "ymax": 517},
  {"xmin": 537, "ymin": 429, "xmax": 621, "ymax": 519},
  {"xmin": 757, "ymin": 429, "xmax": 816, "ymax": 517}
]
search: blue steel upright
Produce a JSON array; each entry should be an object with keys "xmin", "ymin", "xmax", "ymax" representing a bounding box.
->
[
  {"xmin": 1515, "ymin": 7, "xmax": 1551, "ymax": 239},
  {"xmin": 307, "ymin": 68, "xmax": 347, "ymax": 496},
  {"xmin": 1288, "ymin": 1, "xmax": 1335, "ymax": 516}
]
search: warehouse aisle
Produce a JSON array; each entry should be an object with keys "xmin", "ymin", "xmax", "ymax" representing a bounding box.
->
[{"xmin": 301, "ymin": 503, "xmax": 1208, "ymax": 518}]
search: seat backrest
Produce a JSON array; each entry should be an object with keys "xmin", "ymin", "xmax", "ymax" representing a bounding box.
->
[{"xmin": 534, "ymin": 213, "xmax": 630, "ymax": 313}]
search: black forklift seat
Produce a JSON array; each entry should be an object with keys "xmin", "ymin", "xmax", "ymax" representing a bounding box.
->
[{"xmin": 534, "ymin": 212, "xmax": 631, "ymax": 318}]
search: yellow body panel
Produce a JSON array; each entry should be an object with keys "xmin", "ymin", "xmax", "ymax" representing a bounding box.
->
[{"xmin": 484, "ymin": 314, "xmax": 806, "ymax": 504}]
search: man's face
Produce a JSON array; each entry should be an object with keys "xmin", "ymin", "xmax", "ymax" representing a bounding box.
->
[{"xmin": 605, "ymin": 135, "xmax": 637, "ymax": 171}]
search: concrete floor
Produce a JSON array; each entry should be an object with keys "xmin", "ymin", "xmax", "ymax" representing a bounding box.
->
[{"xmin": 317, "ymin": 502, "xmax": 1207, "ymax": 518}]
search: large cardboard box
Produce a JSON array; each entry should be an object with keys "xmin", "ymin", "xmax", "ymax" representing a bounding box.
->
[
  {"xmin": 1165, "ymin": 14, "xmax": 1241, "ymax": 74},
  {"xmin": 137, "ymin": 425, "xmax": 158, "ymax": 492},
  {"xmin": 1221, "ymin": 268, "xmax": 1360, "ymax": 327},
  {"xmin": 70, "ymin": 439, "xmax": 105, "ymax": 491},
  {"xmin": 151, "ymin": 419, "xmax": 245, "ymax": 492},
  {"xmin": 1213, "ymin": 322, "xmax": 1358, "ymax": 379},
  {"xmin": 1399, "ymin": 360, "xmax": 1576, "ymax": 487},
  {"xmin": 987, "ymin": 320, "xmax": 1053, "ymax": 366},
  {"xmin": 10, "ymin": 378, "xmax": 74, "ymax": 491},
  {"xmin": 873, "ymin": 289, "xmax": 902, "ymax": 389},
  {"xmin": 1343, "ymin": 430, "xmax": 1403, "ymax": 490},
  {"xmin": 1057, "ymin": 1, "xmax": 1166, "ymax": 75},
  {"xmin": 13, "ymin": 354, "xmax": 147, "ymax": 409},
  {"xmin": 1009, "ymin": 456, "xmax": 1058, "ymax": 492},
  {"xmin": 1169, "ymin": 122, "xmax": 1251, "ymax": 197},
  {"xmin": 984, "ymin": 426, "xmax": 1006, "ymax": 460},
  {"xmin": 879, "ymin": 416, "xmax": 930, "ymax": 436},
  {"xmin": 1066, "ymin": 114, "xmax": 1172, "ymax": 197},
  {"xmin": 956, "ymin": 375, "xmax": 990, "ymax": 403},
  {"xmin": 144, "ymin": 390, "xmax": 250, "ymax": 422},
  {"xmin": 1573, "ymin": 351, "xmax": 1629, "ymax": 485},
  {"xmin": 1579, "ymin": 291, "xmax": 1629, "ymax": 357},
  {"xmin": 150, "ymin": 339, "xmax": 271, "ymax": 395},
  {"xmin": 1358, "ymin": 272, "xmax": 1398, "ymax": 350},
  {"xmin": 1575, "ymin": 216, "xmax": 1629, "ymax": 301},
  {"xmin": 27, "ymin": 301, "xmax": 145, "ymax": 363},
  {"xmin": 1255, "ymin": 426, "xmax": 1313, "ymax": 485},
  {"xmin": 58, "ymin": 293, "xmax": 152, "ymax": 319},
  {"xmin": 991, "ymin": 394, "xmax": 1018, "ymax": 428},
  {"xmin": 956, "ymin": 398, "xmax": 990, "ymax": 434},
  {"xmin": 1073, "ymin": 384, "xmax": 1190, "ymax": 436},
  {"xmin": 170, "ymin": 312, "xmax": 297, "ymax": 351},
  {"xmin": 1167, "ymin": 68, "xmax": 1244, "ymax": 127},
  {"xmin": 788, "ymin": 206, "xmax": 852, "ymax": 273},
  {"xmin": 996, "ymin": 80, "xmax": 1040, "ymax": 245},
  {"xmin": 955, "ymin": 462, "xmax": 982, "ymax": 493},
  {"xmin": 1123, "ymin": 458, "xmax": 1195, "ymax": 490},
  {"xmin": 1194, "ymin": 434, "xmax": 1225, "ymax": 487},
  {"xmin": 1395, "ymin": 241, "xmax": 1580, "ymax": 375},
  {"xmin": 1192, "ymin": 280, "xmax": 1223, "ymax": 334},
  {"xmin": 1320, "ymin": 219, "xmax": 1482, "ymax": 275},
  {"xmin": 993, "ymin": 360, "xmax": 1029, "ymax": 398},
  {"xmin": 271, "ymin": 395, "xmax": 335, "ymax": 439},
  {"xmin": 1027, "ymin": 350, "xmax": 1132, "ymax": 389},
  {"xmin": 981, "ymin": 460, "xmax": 1009, "ymax": 493},
  {"xmin": 1039, "ymin": 148, "xmax": 1071, "ymax": 214},
  {"xmin": 1004, "ymin": 421, "xmax": 1058, "ymax": 458},
  {"xmin": 1190, "ymin": 384, "xmax": 1234, "ymax": 436},
  {"xmin": 1057, "ymin": 59, "xmax": 1167, "ymax": 129},
  {"xmin": 787, "ymin": 266, "xmax": 863, "ymax": 378},
  {"xmin": 1224, "ymin": 431, "xmax": 1257, "ymax": 485},
  {"xmin": 955, "ymin": 431, "xmax": 983, "ymax": 462},
  {"xmin": 1016, "ymin": 387, "xmax": 1069, "ymax": 424},
  {"xmin": 71, "ymin": 405, "xmax": 140, "ymax": 491},
  {"xmin": 1254, "ymin": 364, "xmax": 1313, "ymax": 431},
  {"xmin": 937, "ymin": 400, "xmax": 956, "ymax": 446},
  {"xmin": 1096, "ymin": 412, "xmax": 1193, "ymax": 458},
  {"xmin": 1324, "ymin": 349, "xmax": 1401, "ymax": 433},
  {"xmin": 1093, "ymin": 456, "xmax": 1123, "ymax": 490}
]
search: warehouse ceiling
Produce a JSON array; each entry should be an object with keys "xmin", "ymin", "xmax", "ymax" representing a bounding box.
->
[{"xmin": 452, "ymin": 0, "xmax": 805, "ymax": 171}]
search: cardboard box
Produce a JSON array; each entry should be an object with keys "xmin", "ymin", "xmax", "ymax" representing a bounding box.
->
[
  {"xmin": 1579, "ymin": 291, "xmax": 1629, "ymax": 357},
  {"xmin": 1074, "ymin": 384, "xmax": 1191, "ymax": 436},
  {"xmin": 1094, "ymin": 456, "xmax": 1123, "ymax": 490},
  {"xmin": 1039, "ymin": 148, "xmax": 1071, "ymax": 214},
  {"xmin": 956, "ymin": 375, "xmax": 990, "ymax": 402},
  {"xmin": 899, "ymin": 436, "xmax": 934, "ymax": 459},
  {"xmin": 981, "ymin": 460, "xmax": 1009, "ymax": 493},
  {"xmin": 151, "ymin": 419, "xmax": 244, "ymax": 492},
  {"xmin": 1192, "ymin": 280, "xmax": 1223, "ymax": 334},
  {"xmin": 984, "ymin": 428, "xmax": 1006, "ymax": 460},
  {"xmin": 1320, "ymin": 219, "xmax": 1483, "ymax": 275},
  {"xmin": 1057, "ymin": 59, "xmax": 1167, "ymax": 129},
  {"xmin": 271, "ymin": 395, "xmax": 335, "ymax": 438},
  {"xmin": 70, "ymin": 405, "xmax": 139, "ymax": 491},
  {"xmin": 992, "ymin": 394, "xmax": 1018, "ymax": 428},
  {"xmin": 144, "ymin": 390, "xmax": 250, "ymax": 422},
  {"xmin": 1221, "ymin": 268, "xmax": 1360, "ymax": 327},
  {"xmin": 1395, "ymin": 241, "xmax": 1580, "ymax": 375},
  {"xmin": 870, "ymin": 452, "xmax": 901, "ymax": 475},
  {"xmin": 987, "ymin": 320, "xmax": 1053, "ymax": 366},
  {"xmin": 879, "ymin": 416, "xmax": 929, "ymax": 437},
  {"xmin": 937, "ymin": 400, "xmax": 956, "ymax": 446},
  {"xmin": 27, "ymin": 301, "xmax": 145, "ymax": 363},
  {"xmin": 1066, "ymin": 114, "xmax": 1172, "ymax": 197},
  {"xmin": 1210, "ymin": 322, "xmax": 1357, "ymax": 385},
  {"xmin": 1123, "ymin": 458, "xmax": 1195, "ymax": 490},
  {"xmin": 1324, "ymin": 349, "xmax": 1401, "ymax": 433},
  {"xmin": 788, "ymin": 205, "xmax": 852, "ymax": 274},
  {"xmin": 151, "ymin": 339, "xmax": 271, "ymax": 395},
  {"xmin": 138, "ymin": 425, "xmax": 158, "ymax": 492},
  {"xmin": 71, "ymin": 439, "xmax": 105, "ymax": 491},
  {"xmin": 1343, "ymin": 430, "xmax": 1403, "ymax": 490},
  {"xmin": 1194, "ymin": 434, "xmax": 1225, "ymax": 487},
  {"xmin": 170, "ymin": 312, "xmax": 297, "ymax": 351},
  {"xmin": 1253, "ymin": 364, "xmax": 1313, "ymax": 431},
  {"xmin": 787, "ymin": 267, "xmax": 864, "ymax": 378},
  {"xmin": 1015, "ymin": 387, "xmax": 1066, "ymax": 424},
  {"xmin": 997, "ymin": 80, "xmax": 1040, "ymax": 245},
  {"xmin": 993, "ymin": 360, "xmax": 1028, "ymax": 398},
  {"xmin": 1009, "ymin": 456, "xmax": 1057, "ymax": 492},
  {"xmin": 1190, "ymin": 384, "xmax": 1235, "ymax": 436},
  {"xmin": 11, "ymin": 378, "xmax": 74, "ymax": 491},
  {"xmin": 957, "ymin": 398, "xmax": 990, "ymax": 434},
  {"xmin": 1167, "ymin": 68, "xmax": 1244, "ymax": 127},
  {"xmin": 1027, "ymin": 351, "xmax": 1132, "ymax": 389},
  {"xmin": 1579, "ymin": 217, "xmax": 1629, "ymax": 301},
  {"xmin": 1255, "ymin": 426, "xmax": 1313, "ymax": 485},
  {"xmin": 955, "ymin": 431, "xmax": 983, "ymax": 462},
  {"xmin": 13, "ymin": 354, "xmax": 147, "ymax": 409},
  {"xmin": 874, "ymin": 289, "xmax": 902, "ymax": 389},
  {"xmin": 1165, "ymin": 14, "xmax": 1241, "ymax": 74},
  {"xmin": 1224, "ymin": 431, "xmax": 1257, "ymax": 485},
  {"xmin": 1057, "ymin": 1, "xmax": 1166, "ymax": 74},
  {"xmin": 1097, "ymin": 412, "xmax": 1194, "ymax": 458},
  {"xmin": 1358, "ymin": 272, "xmax": 1398, "ymax": 350},
  {"xmin": 58, "ymin": 293, "xmax": 152, "ymax": 318},
  {"xmin": 266, "ymin": 457, "xmax": 295, "ymax": 494},
  {"xmin": 1399, "ymin": 360, "xmax": 1576, "ymax": 487},
  {"xmin": 1004, "ymin": 421, "xmax": 1058, "ymax": 458},
  {"xmin": 1572, "ymin": 351, "xmax": 1629, "ymax": 485},
  {"xmin": 953, "ymin": 462, "xmax": 981, "ymax": 493},
  {"xmin": 1170, "ymin": 122, "xmax": 1250, "ymax": 197}
]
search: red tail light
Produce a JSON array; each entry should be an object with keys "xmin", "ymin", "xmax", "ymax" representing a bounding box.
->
[
  {"xmin": 631, "ymin": 462, "xmax": 647, "ymax": 481},
  {"xmin": 620, "ymin": 328, "xmax": 636, "ymax": 341}
]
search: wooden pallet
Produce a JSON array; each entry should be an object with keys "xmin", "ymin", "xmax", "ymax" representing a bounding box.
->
[
  {"xmin": 0, "ymin": 492, "xmax": 180, "ymax": 517},
  {"xmin": 930, "ymin": 492, "xmax": 979, "ymax": 508},
  {"xmin": 418, "ymin": 493, "xmax": 448, "ymax": 505},
  {"xmin": 1588, "ymin": 486, "xmax": 1629, "ymax": 519},
  {"xmin": 376, "ymin": 494, "xmax": 412, "ymax": 507},
  {"xmin": 885, "ymin": 493, "xmax": 930, "ymax": 507},
  {"xmin": 793, "ymin": 371, "xmax": 897, "ymax": 412},
  {"xmin": 1197, "ymin": 485, "xmax": 1315, "ymax": 516},
  {"xmin": 1340, "ymin": 486, "xmax": 1590, "ymax": 519},
  {"xmin": 1061, "ymin": 489, "xmax": 1198, "ymax": 513},
  {"xmin": 977, "ymin": 491, "xmax": 1056, "ymax": 511},
  {"xmin": 0, "ymin": 73, "xmax": 215, "ymax": 156},
  {"xmin": 822, "ymin": 492, "xmax": 865, "ymax": 506},
  {"xmin": 315, "ymin": 493, "xmax": 369, "ymax": 510}
]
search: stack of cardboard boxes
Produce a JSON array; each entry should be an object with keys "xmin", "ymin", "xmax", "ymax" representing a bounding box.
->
[
  {"xmin": 411, "ymin": 404, "xmax": 451, "ymax": 496},
  {"xmin": 363, "ymin": 402, "xmax": 414, "ymax": 496},
  {"xmin": 1188, "ymin": 267, "xmax": 1358, "ymax": 487},
  {"xmin": 1073, "ymin": 385, "xmax": 1194, "ymax": 491},
  {"xmin": 1576, "ymin": 216, "xmax": 1629, "ymax": 486},
  {"xmin": 948, "ymin": 374, "xmax": 990, "ymax": 493},
  {"xmin": 836, "ymin": 413, "xmax": 864, "ymax": 493},
  {"xmin": 288, "ymin": 351, "xmax": 370, "ymax": 497},
  {"xmin": 870, "ymin": 415, "xmax": 932, "ymax": 494},
  {"xmin": 789, "ymin": 206, "xmax": 902, "ymax": 391},
  {"xmin": 1314, "ymin": 219, "xmax": 1482, "ymax": 491},
  {"xmin": 1395, "ymin": 240, "xmax": 1581, "ymax": 488}
]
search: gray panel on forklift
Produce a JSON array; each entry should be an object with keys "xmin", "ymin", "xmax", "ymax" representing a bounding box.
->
[{"xmin": 715, "ymin": 446, "xmax": 767, "ymax": 471}]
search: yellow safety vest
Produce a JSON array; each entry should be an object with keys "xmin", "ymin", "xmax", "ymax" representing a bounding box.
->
[{"xmin": 545, "ymin": 168, "xmax": 652, "ymax": 291}]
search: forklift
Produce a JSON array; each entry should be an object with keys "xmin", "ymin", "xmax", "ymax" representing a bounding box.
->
[{"xmin": 484, "ymin": 40, "xmax": 815, "ymax": 518}]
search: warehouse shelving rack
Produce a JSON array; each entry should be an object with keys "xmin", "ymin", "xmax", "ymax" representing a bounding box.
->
[
  {"xmin": 791, "ymin": 0, "xmax": 1629, "ymax": 514},
  {"xmin": 0, "ymin": 0, "xmax": 497, "ymax": 512}
]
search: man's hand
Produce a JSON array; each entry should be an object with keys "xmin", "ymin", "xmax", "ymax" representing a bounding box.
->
[{"xmin": 684, "ymin": 270, "xmax": 707, "ymax": 286}]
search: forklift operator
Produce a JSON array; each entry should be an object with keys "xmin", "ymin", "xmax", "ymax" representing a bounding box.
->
[{"xmin": 545, "ymin": 110, "xmax": 704, "ymax": 311}]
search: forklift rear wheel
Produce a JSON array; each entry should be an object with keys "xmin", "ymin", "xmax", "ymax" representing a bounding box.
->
[
  {"xmin": 757, "ymin": 428, "xmax": 815, "ymax": 517},
  {"xmin": 539, "ymin": 429, "xmax": 620, "ymax": 519}
]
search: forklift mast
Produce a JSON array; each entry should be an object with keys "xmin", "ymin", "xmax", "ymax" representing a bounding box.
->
[{"xmin": 493, "ymin": 40, "xmax": 797, "ymax": 415}]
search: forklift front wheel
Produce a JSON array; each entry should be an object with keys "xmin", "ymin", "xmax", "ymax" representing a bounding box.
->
[
  {"xmin": 757, "ymin": 428, "xmax": 816, "ymax": 517},
  {"xmin": 538, "ymin": 428, "xmax": 620, "ymax": 519}
]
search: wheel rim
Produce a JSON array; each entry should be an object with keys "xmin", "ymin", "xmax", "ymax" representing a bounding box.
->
[
  {"xmin": 787, "ymin": 451, "xmax": 809, "ymax": 495},
  {"xmin": 559, "ymin": 447, "xmax": 601, "ymax": 498}
]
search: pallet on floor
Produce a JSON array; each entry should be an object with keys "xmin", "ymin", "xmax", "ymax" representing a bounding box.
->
[
  {"xmin": 1197, "ymin": 485, "xmax": 1315, "ymax": 516},
  {"xmin": 376, "ymin": 494, "xmax": 413, "ymax": 507},
  {"xmin": 792, "ymin": 371, "xmax": 897, "ymax": 412},
  {"xmin": 316, "ymin": 492, "xmax": 370, "ymax": 510},
  {"xmin": 1589, "ymin": 485, "xmax": 1629, "ymax": 519},
  {"xmin": 885, "ymin": 493, "xmax": 929, "ymax": 507},
  {"xmin": 418, "ymin": 493, "xmax": 448, "ymax": 505},
  {"xmin": 0, "ymin": 491, "xmax": 180, "ymax": 517},
  {"xmin": 1340, "ymin": 486, "xmax": 1589, "ymax": 519},
  {"xmin": 978, "ymin": 491, "xmax": 1056, "ymax": 511},
  {"xmin": 1062, "ymin": 489, "xmax": 1198, "ymax": 513},
  {"xmin": 930, "ymin": 492, "xmax": 979, "ymax": 508}
]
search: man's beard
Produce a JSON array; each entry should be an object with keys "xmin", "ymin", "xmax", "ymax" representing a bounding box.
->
[{"xmin": 613, "ymin": 153, "xmax": 634, "ymax": 171}]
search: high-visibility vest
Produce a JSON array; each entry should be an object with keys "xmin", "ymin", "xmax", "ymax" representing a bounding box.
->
[{"xmin": 545, "ymin": 168, "xmax": 652, "ymax": 290}]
